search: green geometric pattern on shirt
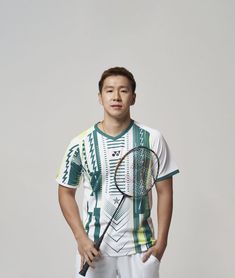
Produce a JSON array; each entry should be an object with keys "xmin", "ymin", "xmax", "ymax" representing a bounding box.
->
[
  {"xmin": 132, "ymin": 123, "xmax": 152, "ymax": 252},
  {"xmin": 82, "ymin": 140, "xmax": 91, "ymax": 176},
  {"xmin": 91, "ymin": 130, "xmax": 102, "ymax": 240},
  {"xmin": 87, "ymin": 131, "xmax": 102, "ymax": 196},
  {"xmin": 63, "ymin": 144, "xmax": 83, "ymax": 186},
  {"xmin": 107, "ymin": 137, "xmax": 125, "ymax": 194},
  {"xmin": 85, "ymin": 201, "xmax": 93, "ymax": 235},
  {"xmin": 93, "ymin": 207, "xmax": 101, "ymax": 242}
]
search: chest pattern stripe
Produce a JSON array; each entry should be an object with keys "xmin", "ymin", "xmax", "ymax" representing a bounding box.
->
[
  {"xmin": 62, "ymin": 144, "xmax": 79, "ymax": 183},
  {"xmin": 83, "ymin": 131, "xmax": 102, "ymax": 242},
  {"xmin": 132, "ymin": 124, "xmax": 154, "ymax": 252}
]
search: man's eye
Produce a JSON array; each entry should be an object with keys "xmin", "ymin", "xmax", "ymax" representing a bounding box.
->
[
  {"xmin": 107, "ymin": 90, "xmax": 113, "ymax": 93},
  {"xmin": 121, "ymin": 90, "xmax": 128, "ymax": 93}
]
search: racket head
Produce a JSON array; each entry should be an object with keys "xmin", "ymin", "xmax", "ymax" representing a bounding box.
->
[{"xmin": 114, "ymin": 146, "xmax": 160, "ymax": 198}]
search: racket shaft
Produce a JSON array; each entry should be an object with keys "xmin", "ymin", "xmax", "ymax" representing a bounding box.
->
[{"xmin": 79, "ymin": 196, "xmax": 125, "ymax": 276}]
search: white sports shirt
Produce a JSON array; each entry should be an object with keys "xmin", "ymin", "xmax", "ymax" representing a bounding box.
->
[{"xmin": 56, "ymin": 120, "xmax": 180, "ymax": 256}]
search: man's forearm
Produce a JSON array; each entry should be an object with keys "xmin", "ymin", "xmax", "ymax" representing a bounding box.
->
[
  {"xmin": 156, "ymin": 179, "xmax": 173, "ymax": 246},
  {"xmin": 58, "ymin": 186, "xmax": 87, "ymax": 241}
]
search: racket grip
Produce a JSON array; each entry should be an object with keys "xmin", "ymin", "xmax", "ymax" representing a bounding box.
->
[{"xmin": 79, "ymin": 262, "xmax": 89, "ymax": 277}]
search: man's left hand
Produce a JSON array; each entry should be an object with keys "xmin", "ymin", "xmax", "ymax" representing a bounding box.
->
[{"xmin": 142, "ymin": 240, "xmax": 167, "ymax": 263}]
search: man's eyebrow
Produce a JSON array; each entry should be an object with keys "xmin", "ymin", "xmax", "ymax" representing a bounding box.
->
[
  {"xmin": 103, "ymin": 86, "xmax": 114, "ymax": 89},
  {"xmin": 103, "ymin": 85, "xmax": 129, "ymax": 89},
  {"xmin": 119, "ymin": 86, "xmax": 129, "ymax": 89}
]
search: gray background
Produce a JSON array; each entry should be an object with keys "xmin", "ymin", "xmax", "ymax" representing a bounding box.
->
[{"xmin": 1, "ymin": 0, "xmax": 234, "ymax": 277}]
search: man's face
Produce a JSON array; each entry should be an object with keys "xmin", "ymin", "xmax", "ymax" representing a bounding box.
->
[{"xmin": 98, "ymin": 75, "xmax": 136, "ymax": 119}]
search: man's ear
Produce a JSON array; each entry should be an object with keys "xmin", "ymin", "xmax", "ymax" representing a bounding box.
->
[
  {"xmin": 98, "ymin": 92, "xmax": 103, "ymax": 105},
  {"xmin": 131, "ymin": 93, "xmax": 136, "ymax": 105}
]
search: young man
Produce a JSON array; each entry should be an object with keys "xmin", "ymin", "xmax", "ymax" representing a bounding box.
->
[{"xmin": 55, "ymin": 67, "xmax": 180, "ymax": 278}]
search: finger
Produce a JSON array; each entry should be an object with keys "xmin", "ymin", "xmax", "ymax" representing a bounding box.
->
[
  {"xmin": 84, "ymin": 254, "xmax": 95, "ymax": 269},
  {"xmin": 142, "ymin": 252, "xmax": 151, "ymax": 262},
  {"xmin": 87, "ymin": 251, "xmax": 95, "ymax": 262},
  {"xmin": 153, "ymin": 253, "xmax": 161, "ymax": 262},
  {"xmin": 85, "ymin": 253, "xmax": 95, "ymax": 265},
  {"xmin": 80, "ymin": 257, "xmax": 85, "ymax": 271},
  {"xmin": 91, "ymin": 247, "xmax": 100, "ymax": 257}
]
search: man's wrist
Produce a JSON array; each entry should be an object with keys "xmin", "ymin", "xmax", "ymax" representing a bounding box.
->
[
  {"xmin": 155, "ymin": 238, "xmax": 168, "ymax": 248},
  {"xmin": 75, "ymin": 230, "xmax": 88, "ymax": 242}
]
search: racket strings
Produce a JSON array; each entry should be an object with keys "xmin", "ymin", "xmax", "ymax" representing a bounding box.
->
[{"xmin": 115, "ymin": 147, "xmax": 159, "ymax": 198}]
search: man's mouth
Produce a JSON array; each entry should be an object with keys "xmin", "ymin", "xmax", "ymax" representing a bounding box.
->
[{"xmin": 111, "ymin": 105, "xmax": 122, "ymax": 108}]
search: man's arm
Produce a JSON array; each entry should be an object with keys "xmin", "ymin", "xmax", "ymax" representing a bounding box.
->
[
  {"xmin": 58, "ymin": 185, "xmax": 100, "ymax": 268},
  {"xmin": 156, "ymin": 177, "xmax": 173, "ymax": 248},
  {"xmin": 142, "ymin": 177, "xmax": 173, "ymax": 262}
]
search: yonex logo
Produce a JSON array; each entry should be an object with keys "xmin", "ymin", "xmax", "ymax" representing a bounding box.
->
[{"xmin": 112, "ymin": 150, "xmax": 121, "ymax": 157}]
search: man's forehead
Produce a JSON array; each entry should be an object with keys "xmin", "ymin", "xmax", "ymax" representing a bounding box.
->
[{"xmin": 103, "ymin": 76, "xmax": 130, "ymax": 88}]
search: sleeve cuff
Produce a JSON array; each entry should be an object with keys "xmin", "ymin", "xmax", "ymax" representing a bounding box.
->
[
  {"xmin": 156, "ymin": 169, "xmax": 180, "ymax": 182},
  {"xmin": 55, "ymin": 180, "xmax": 79, "ymax": 189}
]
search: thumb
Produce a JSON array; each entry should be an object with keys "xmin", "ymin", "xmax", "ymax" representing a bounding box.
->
[
  {"xmin": 142, "ymin": 251, "xmax": 151, "ymax": 263},
  {"xmin": 80, "ymin": 257, "xmax": 85, "ymax": 270}
]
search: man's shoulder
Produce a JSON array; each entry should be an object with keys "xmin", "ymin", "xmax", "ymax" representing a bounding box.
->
[
  {"xmin": 133, "ymin": 121, "xmax": 162, "ymax": 138},
  {"xmin": 69, "ymin": 124, "xmax": 96, "ymax": 145}
]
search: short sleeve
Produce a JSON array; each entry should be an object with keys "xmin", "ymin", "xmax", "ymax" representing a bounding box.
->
[
  {"xmin": 55, "ymin": 139, "xmax": 84, "ymax": 188},
  {"xmin": 152, "ymin": 131, "xmax": 180, "ymax": 182}
]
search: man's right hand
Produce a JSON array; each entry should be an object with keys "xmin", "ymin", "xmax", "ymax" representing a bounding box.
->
[{"xmin": 77, "ymin": 235, "xmax": 101, "ymax": 269}]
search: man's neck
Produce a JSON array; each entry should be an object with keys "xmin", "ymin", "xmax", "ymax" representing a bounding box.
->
[{"xmin": 100, "ymin": 116, "xmax": 133, "ymax": 137}]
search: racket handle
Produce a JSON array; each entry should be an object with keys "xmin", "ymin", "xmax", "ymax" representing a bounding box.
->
[
  {"xmin": 78, "ymin": 236, "xmax": 104, "ymax": 276},
  {"xmin": 79, "ymin": 262, "xmax": 89, "ymax": 276}
]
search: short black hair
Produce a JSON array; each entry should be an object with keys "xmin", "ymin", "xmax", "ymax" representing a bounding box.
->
[{"xmin": 98, "ymin": 67, "xmax": 136, "ymax": 93}]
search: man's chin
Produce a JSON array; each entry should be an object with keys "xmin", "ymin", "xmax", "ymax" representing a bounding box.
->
[{"xmin": 108, "ymin": 114, "xmax": 131, "ymax": 121}]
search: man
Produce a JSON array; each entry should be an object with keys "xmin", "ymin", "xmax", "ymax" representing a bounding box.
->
[{"xmin": 56, "ymin": 66, "xmax": 180, "ymax": 278}]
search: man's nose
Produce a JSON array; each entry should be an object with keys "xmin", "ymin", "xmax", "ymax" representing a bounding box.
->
[{"xmin": 113, "ymin": 91, "xmax": 121, "ymax": 101}]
